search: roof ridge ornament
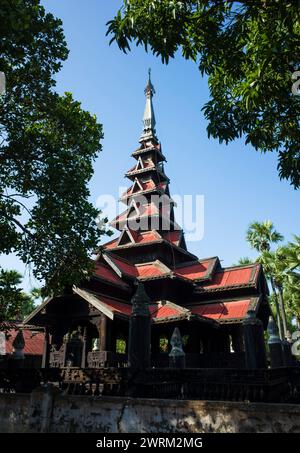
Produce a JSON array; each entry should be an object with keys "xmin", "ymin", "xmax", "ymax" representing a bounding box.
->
[{"xmin": 140, "ymin": 69, "xmax": 157, "ymax": 142}]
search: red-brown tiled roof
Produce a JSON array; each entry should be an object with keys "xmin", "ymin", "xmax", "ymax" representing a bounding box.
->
[
  {"xmin": 199, "ymin": 264, "xmax": 260, "ymax": 291},
  {"xmin": 96, "ymin": 296, "xmax": 133, "ymax": 316},
  {"xmin": 121, "ymin": 180, "xmax": 167, "ymax": 199},
  {"xmin": 104, "ymin": 254, "xmax": 171, "ymax": 280},
  {"xmin": 162, "ymin": 230, "xmax": 181, "ymax": 246},
  {"xmin": 187, "ymin": 299, "xmax": 252, "ymax": 321},
  {"xmin": 135, "ymin": 262, "xmax": 168, "ymax": 278},
  {"xmin": 103, "ymin": 237, "xmax": 119, "ymax": 250},
  {"xmin": 94, "ymin": 297, "xmax": 187, "ymax": 321},
  {"xmin": 106, "ymin": 254, "xmax": 139, "ymax": 277},
  {"xmin": 126, "ymin": 161, "xmax": 155, "ymax": 175},
  {"xmin": 94, "ymin": 262, "xmax": 129, "ymax": 289},
  {"xmin": 111, "ymin": 201, "xmax": 173, "ymax": 226},
  {"xmin": 103, "ymin": 231, "xmax": 161, "ymax": 250},
  {"xmin": 150, "ymin": 304, "xmax": 184, "ymax": 319},
  {"xmin": 134, "ymin": 231, "xmax": 161, "ymax": 244},
  {"xmin": 175, "ymin": 258, "xmax": 218, "ymax": 281},
  {"xmin": 5, "ymin": 330, "xmax": 44, "ymax": 355}
]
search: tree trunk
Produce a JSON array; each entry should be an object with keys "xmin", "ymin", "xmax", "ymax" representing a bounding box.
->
[
  {"xmin": 270, "ymin": 276, "xmax": 284, "ymax": 340},
  {"xmin": 277, "ymin": 284, "xmax": 289, "ymax": 339}
]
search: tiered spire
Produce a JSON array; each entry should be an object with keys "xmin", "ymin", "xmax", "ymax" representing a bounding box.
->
[{"xmin": 107, "ymin": 72, "xmax": 195, "ymax": 266}]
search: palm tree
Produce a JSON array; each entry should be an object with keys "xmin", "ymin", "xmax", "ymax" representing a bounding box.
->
[
  {"xmin": 233, "ymin": 257, "xmax": 253, "ymax": 266},
  {"xmin": 246, "ymin": 221, "xmax": 285, "ymax": 338},
  {"xmin": 246, "ymin": 221, "xmax": 283, "ymax": 252},
  {"xmin": 278, "ymin": 238, "xmax": 300, "ymax": 330},
  {"xmin": 260, "ymin": 250, "xmax": 290, "ymax": 339}
]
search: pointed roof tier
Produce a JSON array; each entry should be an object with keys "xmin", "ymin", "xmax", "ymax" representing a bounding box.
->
[
  {"xmin": 109, "ymin": 199, "xmax": 179, "ymax": 232},
  {"xmin": 131, "ymin": 142, "xmax": 166, "ymax": 162},
  {"xmin": 125, "ymin": 158, "xmax": 169, "ymax": 182},
  {"xmin": 119, "ymin": 179, "xmax": 168, "ymax": 203},
  {"xmin": 108, "ymin": 71, "xmax": 188, "ymax": 270},
  {"xmin": 105, "ymin": 74, "xmax": 193, "ymax": 269}
]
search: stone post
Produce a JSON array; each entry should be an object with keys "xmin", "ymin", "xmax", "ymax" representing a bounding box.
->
[
  {"xmin": 169, "ymin": 327, "xmax": 186, "ymax": 368},
  {"xmin": 128, "ymin": 282, "xmax": 151, "ymax": 370},
  {"xmin": 281, "ymin": 340, "xmax": 293, "ymax": 367},
  {"xmin": 12, "ymin": 330, "xmax": 25, "ymax": 368},
  {"xmin": 267, "ymin": 316, "xmax": 284, "ymax": 368},
  {"xmin": 243, "ymin": 310, "xmax": 267, "ymax": 369}
]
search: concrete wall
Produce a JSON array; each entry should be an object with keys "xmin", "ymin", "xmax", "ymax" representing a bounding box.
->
[{"xmin": 0, "ymin": 389, "xmax": 300, "ymax": 433}]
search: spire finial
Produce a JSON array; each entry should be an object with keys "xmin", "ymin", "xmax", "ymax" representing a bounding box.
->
[{"xmin": 141, "ymin": 70, "xmax": 157, "ymax": 141}]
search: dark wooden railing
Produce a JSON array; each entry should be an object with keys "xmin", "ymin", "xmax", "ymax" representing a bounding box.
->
[
  {"xmin": 151, "ymin": 352, "xmax": 246, "ymax": 369},
  {"xmin": 1, "ymin": 366, "xmax": 300, "ymax": 403}
]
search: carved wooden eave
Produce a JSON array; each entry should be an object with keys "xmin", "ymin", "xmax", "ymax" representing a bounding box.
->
[
  {"xmin": 119, "ymin": 184, "xmax": 167, "ymax": 202},
  {"xmin": 23, "ymin": 295, "xmax": 53, "ymax": 325},
  {"xmin": 131, "ymin": 146, "xmax": 166, "ymax": 162},
  {"xmin": 105, "ymin": 238, "xmax": 197, "ymax": 261},
  {"xmin": 125, "ymin": 165, "xmax": 169, "ymax": 181},
  {"xmin": 73, "ymin": 287, "xmax": 130, "ymax": 321},
  {"xmin": 151, "ymin": 300, "xmax": 218, "ymax": 327},
  {"xmin": 174, "ymin": 256, "xmax": 221, "ymax": 283}
]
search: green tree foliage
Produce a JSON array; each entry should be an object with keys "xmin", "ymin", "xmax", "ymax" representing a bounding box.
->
[
  {"xmin": 0, "ymin": 269, "xmax": 40, "ymax": 324},
  {"xmin": 233, "ymin": 257, "xmax": 253, "ymax": 266},
  {"xmin": 246, "ymin": 221, "xmax": 300, "ymax": 336},
  {"xmin": 246, "ymin": 220, "xmax": 283, "ymax": 252},
  {"xmin": 0, "ymin": 1, "xmax": 108, "ymax": 295},
  {"xmin": 107, "ymin": 1, "xmax": 300, "ymax": 187},
  {"xmin": 245, "ymin": 220, "xmax": 286, "ymax": 336}
]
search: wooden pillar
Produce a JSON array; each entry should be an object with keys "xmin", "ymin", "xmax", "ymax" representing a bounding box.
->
[
  {"xmin": 42, "ymin": 327, "xmax": 50, "ymax": 369},
  {"xmin": 151, "ymin": 328, "xmax": 161, "ymax": 354},
  {"xmin": 99, "ymin": 314, "xmax": 112, "ymax": 352},
  {"xmin": 128, "ymin": 283, "xmax": 151, "ymax": 370},
  {"xmin": 99, "ymin": 315, "xmax": 107, "ymax": 351},
  {"xmin": 187, "ymin": 324, "xmax": 202, "ymax": 353},
  {"xmin": 81, "ymin": 326, "xmax": 87, "ymax": 368},
  {"xmin": 268, "ymin": 316, "xmax": 284, "ymax": 367},
  {"xmin": 231, "ymin": 325, "xmax": 244, "ymax": 353}
]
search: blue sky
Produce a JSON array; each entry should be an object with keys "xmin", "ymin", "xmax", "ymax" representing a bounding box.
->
[{"xmin": 1, "ymin": 0, "xmax": 299, "ymax": 291}]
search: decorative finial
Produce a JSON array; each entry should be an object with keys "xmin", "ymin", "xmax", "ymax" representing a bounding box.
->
[
  {"xmin": 141, "ymin": 70, "xmax": 157, "ymax": 141},
  {"xmin": 267, "ymin": 316, "xmax": 281, "ymax": 344},
  {"xmin": 144, "ymin": 68, "xmax": 155, "ymax": 98},
  {"xmin": 131, "ymin": 282, "xmax": 151, "ymax": 317}
]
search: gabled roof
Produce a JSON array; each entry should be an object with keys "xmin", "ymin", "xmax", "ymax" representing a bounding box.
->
[
  {"xmin": 73, "ymin": 291, "xmax": 217, "ymax": 325},
  {"xmin": 103, "ymin": 230, "xmax": 183, "ymax": 250},
  {"xmin": 120, "ymin": 180, "xmax": 167, "ymax": 201},
  {"xmin": 102, "ymin": 253, "xmax": 193, "ymax": 284},
  {"xmin": 196, "ymin": 263, "xmax": 261, "ymax": 292},
  {"xmin": 73, "ymin": 287, "xmax": 132, "ymax": 320},
  {"xmin": 110, "ymin": 200, "xmax": 176, "ymax": 229},
  {"xmin": 103, "ymin": 253, "xmax": 168, "ymax": 279},
  {"xmin": 175, "ymin": 257, "xmax": 219, "ymax": 282},
  {"xmin": 93, "ymin": 262, "xmax": 130, "ymax": 290},
  {"xmin": 131, "ymin": 142, "xmax": 166, "ymax": 161},
  {"xmin": 186, "ymin": 297, "xmax": 259, "ymax": 323},
  {"xmin": 125, "ymin": 164, "xmax": 169, "ymax": 181}
]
